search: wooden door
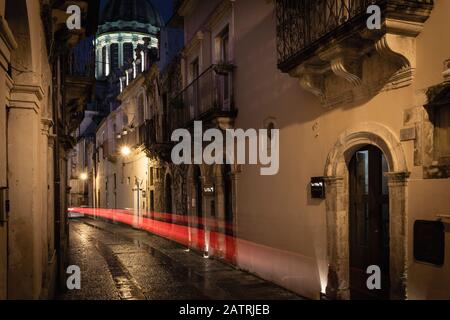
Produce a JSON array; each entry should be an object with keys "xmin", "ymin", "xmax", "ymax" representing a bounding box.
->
[{"xmin": 349, "ymin": 145, "xmax": 390, "ymax": 299}]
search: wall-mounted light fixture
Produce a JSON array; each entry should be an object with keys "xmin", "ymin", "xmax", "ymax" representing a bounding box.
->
[{"xmin": 311, "ymin": 177, "xmax": 326, "ymax": 199}]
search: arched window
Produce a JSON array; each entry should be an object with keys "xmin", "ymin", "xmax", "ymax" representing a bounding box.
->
[
  {"xmin": 110, "ymin": 43, "xmax": 119, "ymax": 72},
  {"xmin": 102, "ymin": 46, "xmax": 107, "ymax": 77},
  {"xmin": 123, "ymin": 43, "xmax": 134, "ymax": 66}
]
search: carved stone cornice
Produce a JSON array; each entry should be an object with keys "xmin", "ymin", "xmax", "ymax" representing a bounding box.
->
[
  {"xmin": 8, "ymin": 83, "xmax": 45, "ymax": 114},
  {"xmin": 177, "ymin": 0, "xmax": 198, "ymax": 16},
  {"xmin": 206, "ymin": 0, "xmax": 233, "ymax": 30},
  {"xmin": 183, "ymin": 31, "xmax": 204, "ymax": 57},
  {"xmin": 11, "ymin": 83, "xmax": 45, "ymax": 101},
  {"xmin": 385, "ymin": 171, "xmax": 411, "ymax": 186}
]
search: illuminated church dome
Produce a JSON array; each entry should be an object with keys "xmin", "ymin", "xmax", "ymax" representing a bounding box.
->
[
  {"xmin": 99, "ymin": 0, "xmax": 163, "ymax": 34},
  {"xmin": 95, "ymin": 0, "xmax": 162, "ymax": 79}
]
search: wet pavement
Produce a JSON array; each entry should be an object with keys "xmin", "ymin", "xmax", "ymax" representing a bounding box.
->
[{"xmin": 58, "ymin": 218, "xmax": 304, "ymax": 300}]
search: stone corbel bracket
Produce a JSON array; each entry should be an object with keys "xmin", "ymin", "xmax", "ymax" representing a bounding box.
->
[
  {"xmin": 319, "ymin": 45, "xmax": 363, "ymax": 87},
  {"xmin": 281, "ymin": 1, "xmax": 433, "ymax": 109},
  {"xmin": 373, "ymin": 18, "xmax": 428, "ymax": 91},
  {"xmin": 290, "ymin": 64, "xmax": 326, "ymax": 104},
  {"xmin": 375, "ymin": 19, "xmax": 425, "ymax": 70}
]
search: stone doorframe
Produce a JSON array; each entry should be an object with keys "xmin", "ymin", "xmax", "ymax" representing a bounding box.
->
[
  {"xmin": 323, "ymin": 122, "xmax": 410, "ymax": 300},
  {"xmin": 186, "ymin": 163, "xmax": 239, "ymax": 259}
]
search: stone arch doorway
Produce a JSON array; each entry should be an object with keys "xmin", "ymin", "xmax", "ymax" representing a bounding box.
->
[
  {"xmin": 348, "ymin": 145, "xmax": 390, "ymax": 299},
  {"xmin": 324, "ymin": 123, "xmax": 409, "ymax": 300},
  {"xmin": 186, "ymin": 165, "xmax": 206, "ymax": 253},
  {"xmin": 215, "ymin": 163, "xmax": 238, "ymax": 262}
]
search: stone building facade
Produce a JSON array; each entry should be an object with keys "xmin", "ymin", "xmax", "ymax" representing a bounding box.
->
[
  {"xmin": 86, "ymin": 0, "xmax": 450, "ymax": 300},
  {"xmin": 167, "ymin": 0, "xmax": 450, "ymax": 300},
  {"xmin": 0, "ymin": 0, "xmax": 99, "ymax": 299}
]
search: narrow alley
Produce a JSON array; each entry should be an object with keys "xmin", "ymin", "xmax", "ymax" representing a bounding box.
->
[{"xmin": 2, "ymin": 0, "xmax": 450, "ymax": 304}]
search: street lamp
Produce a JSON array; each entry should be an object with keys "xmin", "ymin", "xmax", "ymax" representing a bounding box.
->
[
  {"xmin": 120, "ymin": 146, "xmax": 131, "ymax": 157},
  {"xmin": 79, "ymin": 173, "xmax": 88, "ymax": 181}
]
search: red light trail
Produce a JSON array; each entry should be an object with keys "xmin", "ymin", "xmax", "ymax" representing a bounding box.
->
[{"xmin": 68, "ymin": 208, "xmax": 237, "ymax": 262}]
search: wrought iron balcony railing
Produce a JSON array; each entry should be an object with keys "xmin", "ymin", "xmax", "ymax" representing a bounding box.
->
[
  {"xmin": 137, "ymin": 117, "xmax": 173, "ymax": 161},
  {"xmin": 169, "ymin": 64, "xmax": 236, "ymax": 130},
  {"xmin": 138, "ymin": 119, "xmax": 157, "ymax": 148},
  {"xmin": 68, "ymin": 44, "xmax": 96, "ymax": 78},
  {"xmin": 276, "ymin": 0, "xmax": 434, "ymax": 73}
]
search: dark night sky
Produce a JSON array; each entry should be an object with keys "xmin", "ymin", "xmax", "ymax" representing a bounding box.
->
[{"xmin": 100, "ymin": 0, "xmax": 174, "ymax": 24}]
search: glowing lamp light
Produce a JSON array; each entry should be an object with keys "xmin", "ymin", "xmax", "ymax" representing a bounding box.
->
[
  {"xmin": 121, "ymin": 146, "xmax": 131, "ymax": 157},
  {"xmin": 79, "ymin": 173, "xmax": 88, "ymax": 181}
]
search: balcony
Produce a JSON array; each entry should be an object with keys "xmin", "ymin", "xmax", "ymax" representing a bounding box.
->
[
  {"xmin": 101, "ymin": 139, "xmax": 118, "ymax": 163},
  {"xmin": 169, "ymin": 64, "xmax": 237, "ymax": 130},
  {"xmin": 276, "ymin": 0, "xmax": 434, "ymax": 107},
  {"xmin": 42, "ymin": 1, "xmax": 100, "ymax": 134},
  {"xmin": 120, "ymin": 127, "xmax": 139, "ymax": 148},
  {"xmin": 139, "ymin": 119, "xmax": 157, "ymax": 146},
  {"xmin": 65, "ymin": 48, "xmax": 96, "ymax": 133},
  {"xmin": 138, "ymin": 119, "xmax": 173, "ymax": 161}
]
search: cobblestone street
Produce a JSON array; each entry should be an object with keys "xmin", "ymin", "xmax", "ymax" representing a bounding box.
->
[{"xmin": 58, "ymin": 218, "xmax": 303, "ymax": 300}]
